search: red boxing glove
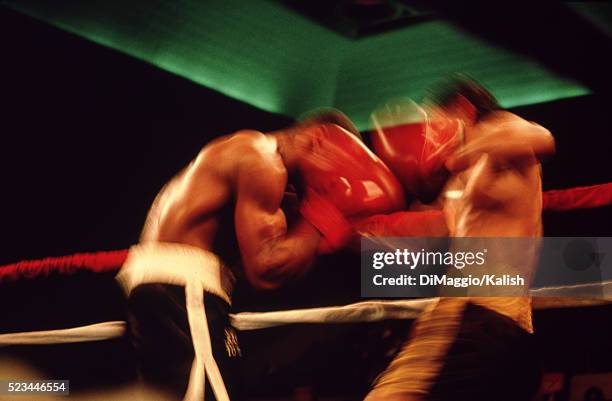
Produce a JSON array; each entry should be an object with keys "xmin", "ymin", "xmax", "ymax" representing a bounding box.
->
[
  {"xmin": 371, "ymin": 107, "xmax": 462, "ymax": 202},
  {"xmin": 370, "ymin": 121, "xmax": 425, "ymax": 201},
  {"xmin": 298, "ymin": 124, "xmax": 406, "ymax": 253}
]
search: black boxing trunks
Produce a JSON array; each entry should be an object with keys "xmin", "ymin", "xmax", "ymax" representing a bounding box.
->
[{"xmin": 117, "ymin": 243, "xmax": 239, "ymax": 401}]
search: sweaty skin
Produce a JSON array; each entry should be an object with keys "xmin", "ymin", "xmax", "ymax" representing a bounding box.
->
[
  {"xmin": 140, "ymin": 130, "xmax": 321, "ymax": 290},
  {"xmin": 444, "ymin": 111, "xmax": 555, "ymax": 237}
]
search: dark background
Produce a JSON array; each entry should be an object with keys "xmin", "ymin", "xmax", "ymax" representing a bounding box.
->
[
  {"xmin": 1, "ymin": 6, "xmax": 611, "ymax": 401},
  {"xmin": 1, "ymin": 7, "xmax": 612, "ymax": 264}
]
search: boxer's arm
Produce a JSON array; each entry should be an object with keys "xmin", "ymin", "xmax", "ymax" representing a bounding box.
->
[
  {"xmin": 235, "ymin": 159, "xmax": 321, "ymax": 290},
  {"xmin": 447, "ymin": 118, "xmax": 554, "ymax": 172}
]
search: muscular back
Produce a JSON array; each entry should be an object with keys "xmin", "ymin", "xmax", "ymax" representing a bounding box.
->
[{"xmin": 140, "ymin": 131, "xmax": 286, "ymax": 273}]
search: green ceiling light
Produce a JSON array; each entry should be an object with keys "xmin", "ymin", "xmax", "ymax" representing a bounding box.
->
[
  {"xmin": 334, "ymin": 21, "xmax": 591, "ymax": 129},
  {"xmin": 5, "ymin": 0, "xmax": 347, "ymax": 117},
  {"xmin": 4, "ymin": 0, "xmax": 590, "ymax": 130}
]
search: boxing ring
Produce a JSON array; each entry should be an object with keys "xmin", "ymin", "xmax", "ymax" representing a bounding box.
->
[
  {"xmin": 1, "ymin": 183, "xmax": 612, "ymax": 341},
  {"xmin": 1, "ymin": 289, "xmax": 611, "ymax": 348},
  {"xmin": 0, "ymin": 182, "xmax": 611, "ymax": 400}
]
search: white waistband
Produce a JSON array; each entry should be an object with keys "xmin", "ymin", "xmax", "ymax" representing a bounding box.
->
[
  {"xmin": 116, "ymin": 242, "xmax": 235, "ymax": 305},
  {"xmin": 117, "ymin": 242, "xmax": 235, "ymax": 401}
]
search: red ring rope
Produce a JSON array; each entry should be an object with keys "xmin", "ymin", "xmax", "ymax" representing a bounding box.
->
[
  {"xmin": 1, "ymin": 183, "xmax": 611, "ymax": 283},
  {"xmin": 542, "ymin": 182, "xmax": 612, "ymax": 212},
  {"xmin": 0, "ymin": 250, "xmax": 128, "ymax": 282}
]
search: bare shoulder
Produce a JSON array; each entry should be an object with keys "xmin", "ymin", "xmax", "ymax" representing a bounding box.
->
[
  {"xmin": 199, "ymin": 130, "xmax": 275, "ymax": 157},
  {"xmin": 484, "ymin": 110, "xmax": 527, "ymax": 124},
  {"xmin": 229, "ymin": 132, "xmax": 287, "ymax": 204},
  {"xmin": 227, "ymin": 129, "xmax": 267, "ymax": 142},
  {"xmin": 188, "ymin": 129, "xmax": 279, "ymax": 172},
  {"xmin": 228, "ymin": 130, "xmax": 282, "ymax": 168},
  {"xmin": 197, "ymin": 129, "xmax": 264, "ymax": 155},
  {"xmin": 489, "ymin": 110, "xmax": 518, "ymax": 119},
  {"xmin": 198, "ymin": 130, "xmax": 286, "ymax": 189},
  {"xmin": 486, "ymin": 111, "xmax": 547, "ymax": 130}
]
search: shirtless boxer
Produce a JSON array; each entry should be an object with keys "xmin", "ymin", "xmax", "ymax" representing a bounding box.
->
[
  {"xmin": 365, "ymin": 76, "xmax": 555, "ymax": 401},
  {"xmin": 117, "ymin": 110, "xmax": 406, "ymax": 401}
]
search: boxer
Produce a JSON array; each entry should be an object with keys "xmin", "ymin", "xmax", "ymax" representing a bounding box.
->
[
  {"xmin": 365, "ymin": 75, "xmax": 555, "ymax": 401},
  {"xmin": 118, "ymin": 109, "xmax": 406, "ymax": 401}
]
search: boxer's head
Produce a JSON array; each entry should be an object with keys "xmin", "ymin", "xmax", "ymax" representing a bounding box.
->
[
  {"xmin": 424, "ymin": 74, "xmax": 500, "ymax": 126},
  {"xmin": 275, "ymin": 109, "xmax": 361, "ymax": 168},
  {"xmin": 297, "ymin": 108, "xmax": 361, "ymax": 139}
]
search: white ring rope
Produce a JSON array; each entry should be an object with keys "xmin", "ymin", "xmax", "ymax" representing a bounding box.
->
[
  {"xmin": 0, "ymin": 321, "xmax": 126, "ymax": 346},
  {"xmin": 1, "ymin": 281, "xmax": 610, "ymax": 347}
]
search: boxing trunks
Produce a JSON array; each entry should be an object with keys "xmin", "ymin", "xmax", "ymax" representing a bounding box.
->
[
  {"xmin": 116, "ymin": 243, "xmax": 240, "ymax": 401},
  {"xmin": 366, "ymin": 298, "xmax": 541, "ymax": 401}
]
